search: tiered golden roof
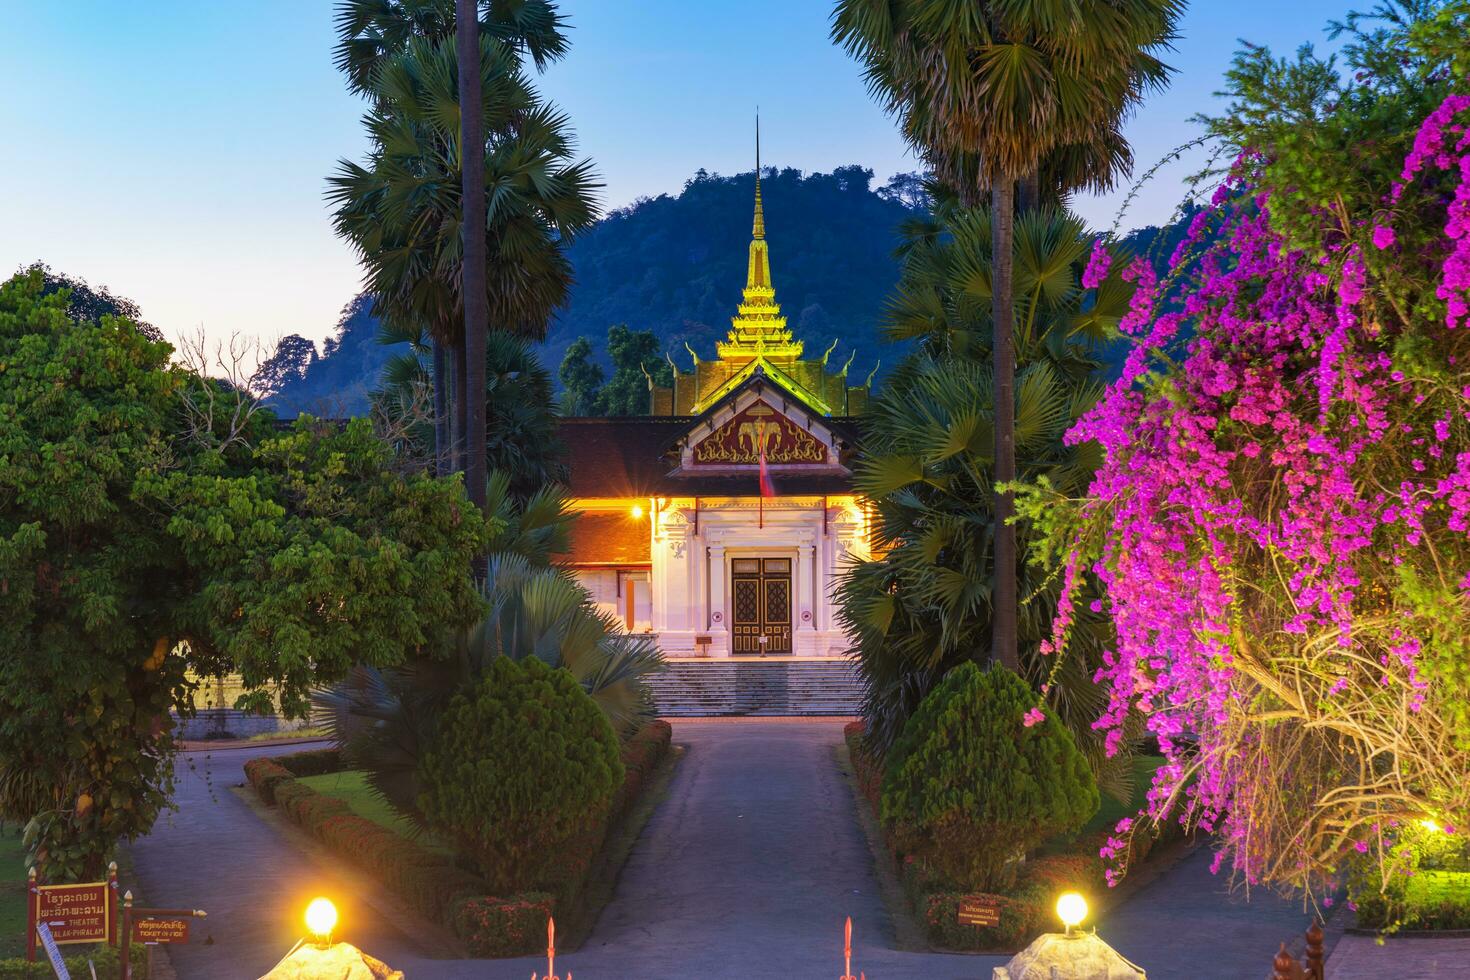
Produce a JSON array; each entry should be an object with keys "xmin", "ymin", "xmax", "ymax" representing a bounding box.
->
[{"xmin": 716, "ymin": 146, "xmax": 803, "ymax": 361}]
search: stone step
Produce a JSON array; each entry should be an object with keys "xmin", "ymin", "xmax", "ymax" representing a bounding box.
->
[{"xmin": 648, "ymin": 660, "xmax": 864, "ymax": 717}]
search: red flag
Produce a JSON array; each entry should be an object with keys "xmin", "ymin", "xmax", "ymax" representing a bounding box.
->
[{"xmin": 758, "ymin": 445, "xmax": 775, "ymax": 497}]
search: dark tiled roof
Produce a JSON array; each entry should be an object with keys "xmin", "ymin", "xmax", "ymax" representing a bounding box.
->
[
  {"xmin": 558, "ymin": 414, "xmax": 857, "ymax": 497},
  {"xmin": 557, "ymin": 512, "xmax": 651, "ymax": 565},
  {"xmin": 558, "ymin": 417, "xmax": 687, "ymax": 497}
]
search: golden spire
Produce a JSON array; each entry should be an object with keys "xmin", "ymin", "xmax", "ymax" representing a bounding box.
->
[
  {"xmin": 752, "ymin": 111, "xmax": 765, "ymax": 240},
  {"xmin": 717, "ymin": 112, "xmax": 802, "ymax": 361}
]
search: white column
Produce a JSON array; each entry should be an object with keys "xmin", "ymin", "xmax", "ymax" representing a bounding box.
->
[
  {"xmin": 797, "ymin": 542, "xmax": 814, "ymax": 632},
  {"xmin": 707, "ymin": 544, "xmax": 727, "ymax": 634}
]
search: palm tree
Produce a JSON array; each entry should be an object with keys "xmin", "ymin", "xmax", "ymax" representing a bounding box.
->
[
  {"xmin": 376, "ymin": 329, "xmax": 568, "ymax": 495},
  {"xmin": 832, "ymin": 0, "xmax": 1180, "ymax": 671},
  {"xmin": 836, "ymin": 205, "xmax": 1138, "ymax": 795},
  {"xmin": 327, "ymin": 33, "xmax": 598, "ymax": 482},
  {"xmin": 314, "ymin": 476, "xmax": 663, "ymax": 825},
  {"xmin": 456, "ymin": 0, "xmax": 489, "ymax": 514},
  {"xmin": 331, "ymin": 0, "xmax": 577, "ymax": 479}
]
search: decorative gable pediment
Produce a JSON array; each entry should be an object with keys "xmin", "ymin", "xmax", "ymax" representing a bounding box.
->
[{"xmin": 670, "ymin": 374, "xmax": 851, "ymax": 476}]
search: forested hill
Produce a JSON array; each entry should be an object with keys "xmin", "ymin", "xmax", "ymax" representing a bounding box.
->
[
  {"xmin": 256, "ymin": 165, "xmax": 925, "ymax": 416},
  {"xmin": 544, "ymin": 165, "xmax": 926, "ymax": 379}
]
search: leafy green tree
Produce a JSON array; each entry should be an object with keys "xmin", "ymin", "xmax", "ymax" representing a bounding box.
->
[
  {"xmin": 250, "ymin": 334, "xmax": 318, "ymax": 398},
  {"xmin": 836, "ymin": 206, "xmax": 1135, "ymax": 795},
  {"xmin": 24, "ymin": 261, "xmax": 161, "ymax": 341},
  {"xmin": 0, "ymin": 269, "xmax": 489, "ymax": 879},
  {"xmin": 557, "ymin": 336, "xmax": 604, "ymax": 415},
  {"xmin": 833, "ymin": 0, "xmax": 1181, "ymax": 671},
  {"xmin": 596, "ymin": 324, "xmax": 673, "ymax": 416},
  {"xmin": 315, "ymin": 475, "xmax": 662, "ymax": 829},
  {"xmin": 881, "ymin": 663, "xmax": 1098, "ymax": 891}
]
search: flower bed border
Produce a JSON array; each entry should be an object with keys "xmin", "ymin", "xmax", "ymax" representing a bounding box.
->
[{"xmin": 244, "ymin": 720, "xmax": 674, "ymax": 958}]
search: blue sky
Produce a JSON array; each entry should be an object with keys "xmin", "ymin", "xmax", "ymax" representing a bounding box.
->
[{"xmin": 0, "ymin": 0, "xmax": 1349, "ymax": 350}]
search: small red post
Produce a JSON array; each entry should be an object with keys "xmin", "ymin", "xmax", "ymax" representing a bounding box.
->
[
  {"xmin": 121, "ymin": 890, "xmax": 133, "ymax": 980},
  {"xmin": 25, "ymin": 866, "xmax": 37, "ymax": 962},
  {"xmin": 1305, "ymin": 919, "xmax": 1325, "ymax": 980},
  {"xmin": 108, "ymin": 861, "xmax": 119, "ymax": 946},
  {"xmin": 841, "ymin": 915, "xmax": 864, "ymax": 980}
]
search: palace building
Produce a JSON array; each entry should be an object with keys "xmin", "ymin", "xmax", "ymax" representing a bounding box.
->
[{"xmin": 558, "ymin": 160, "xmax": 875, "ymax": 660}]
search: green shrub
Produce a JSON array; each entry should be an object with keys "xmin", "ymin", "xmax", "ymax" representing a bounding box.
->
[
  {"xmin": 880, "ymin": 663, "xmax": 1099, "ymax": 891},
  {"xmin": 276, "ymin": 747, "xmax": 343, "ymax": 777},
  {"xmin": 418, "ymin": 657, "xmax": 624, "ymax": 895},
  {"xmin": 451, "ymin": 892, "xmax": 555, "ymax": 957},
  {"xmin": 398, "ymin": 862, "xmax": 490, "ymax": 921},
  {"xmin": 0, "ymin": 943, "xmax": 142, "ymax": 979}
]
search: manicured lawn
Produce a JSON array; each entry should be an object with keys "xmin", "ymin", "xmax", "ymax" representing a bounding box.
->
[
  {"xmin": 1080, "ymin": 754, "xmax": 1166, "ymax": 838},
  {"xmin": 295, "ymin": 770, "xmax": 451, "ymax": 855},
  {"xmin": 0, "ymin": 828, "xmax": 26, "ymax": 958}
]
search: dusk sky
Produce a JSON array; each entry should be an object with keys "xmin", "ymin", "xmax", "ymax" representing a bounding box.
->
[{"xmin": 1, "ymin": 0, "xmax": 1349, "ymax": 353}]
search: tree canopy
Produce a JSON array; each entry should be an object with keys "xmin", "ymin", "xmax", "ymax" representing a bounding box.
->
[{"xmin": 0, "ymin": 268, "xmax": 490, "ymax": 879}]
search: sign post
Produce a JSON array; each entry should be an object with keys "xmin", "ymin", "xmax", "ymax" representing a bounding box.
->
[
  {"xmin": 26, "ymin": 866, "xmax": 113, "ymax": 961},
  {"xmin": 119, "ymin": 891, "xmax": 207, "ymax": 980},
  {"xmin": 957, "ymin": 895, "xmax": 1001, "ymax": 928}
]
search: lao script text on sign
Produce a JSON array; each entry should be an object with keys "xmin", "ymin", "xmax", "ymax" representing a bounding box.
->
[
  {"xmin": 957, "ymin": 895, "xmax": 1001, "ymax": 927},
  {"xmin": 36, "ymin": 882, "xmax": 110, "ymax": 944},
  {"xmin": 133, "ymin": 917, "xmax": 190, "ymax": 944}
]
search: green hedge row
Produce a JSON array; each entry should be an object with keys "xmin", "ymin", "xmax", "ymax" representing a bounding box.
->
[
  {"xmin": 844, "ymin": 720, "xmax": 1172, "ymax": 952},
  {"xmin": 245, "ymin": 720, "xmax": 673, "ymax": 957},
  {"xmin": 0, "ymin": 941, "xmax": 145, "ymax": 979}
]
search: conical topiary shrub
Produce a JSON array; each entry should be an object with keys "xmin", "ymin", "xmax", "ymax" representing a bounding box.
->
[
  {"xmin": 417, "ymin": 656, "xmax": 624, "ymax": 896},
  {"xmin": 879, "ymin": 662, "xmax": 1099, "ymax": 890}
]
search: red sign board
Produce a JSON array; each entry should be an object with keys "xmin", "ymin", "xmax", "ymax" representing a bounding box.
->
[
  {"xmin": 957, "ymin": 895, "xmax": 1001, "ymax": 927},
  {"xmin": 35, "ymin": 882, "xmax": 111, "ymax": 944},
  {"xmin": 132, "ymin": 917, "xmax": 189, "ymax": 944}
]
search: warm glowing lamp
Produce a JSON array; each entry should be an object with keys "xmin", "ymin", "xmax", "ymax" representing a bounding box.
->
[
  {"xmin": 1420, "ymin": 818, "xmax": 1442, "ymax": 833},
  {"xmin": 304, "ymin": 897, "xmax": 337, "ymax": 945},
  {"xmin": 630, "ymin": 504, "xmax": 644, "ymax": 519},
  {"xmin": 1056, "ymin": 891, "xmax": 1088, "ymax": 935}
]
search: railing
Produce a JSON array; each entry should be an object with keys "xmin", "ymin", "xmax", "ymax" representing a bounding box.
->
[{"xmin": 1270, "ymin": 920, "xmax": 1325, "ymax": 980}]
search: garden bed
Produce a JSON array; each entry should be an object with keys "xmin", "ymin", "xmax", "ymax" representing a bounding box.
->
[
  {"xmin": 244, "ymin": 721, "xmax": 676, "ymax": 958},
  {"xmin": 842, "ymin": 720, "xmax": 1184, "ymax": 953},
  {"xmin": 0, "ymin": 828, "xmax": 153, "ymax": 979}
]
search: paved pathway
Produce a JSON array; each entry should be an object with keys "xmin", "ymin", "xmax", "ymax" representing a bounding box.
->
[{"xmin": 130, "ymin": 721, "xmax": 1455, "ymax": 979}]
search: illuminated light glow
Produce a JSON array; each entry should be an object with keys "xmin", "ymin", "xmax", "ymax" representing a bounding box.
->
[
  {"xmin": 630, "ymin": 504, "xmax": 645, "ymax": 520},
  {"xmin": 305, "ymin": 897, "xmax": 337, "ymax": 941},
  {"xmin": 1420, "ymin": 818, "xmax": 1442, "ymax": 833},
  {"xmin": 1056, "ymin": 891, "xmax": 1088, "ymax": 932}
]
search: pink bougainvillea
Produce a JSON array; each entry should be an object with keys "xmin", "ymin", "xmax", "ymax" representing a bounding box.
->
[{"xmin": 1050, "ymin": 96, "xmax": 1470, "ymax": 894}]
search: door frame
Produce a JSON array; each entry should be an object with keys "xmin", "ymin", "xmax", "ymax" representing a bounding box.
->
[{"xmin": 728, "ymin": 553, "xmax": 794, "ymax": 654}]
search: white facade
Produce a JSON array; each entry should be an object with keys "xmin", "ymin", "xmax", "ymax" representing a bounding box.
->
[{"xmin": 565, "ymin": 378, "xmax": 871, "ymax": 660}]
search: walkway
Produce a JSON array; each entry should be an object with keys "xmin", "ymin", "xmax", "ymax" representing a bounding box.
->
[{"xmin": 129, "ymin": 721, "xmax": 1445, "ymax": 979}]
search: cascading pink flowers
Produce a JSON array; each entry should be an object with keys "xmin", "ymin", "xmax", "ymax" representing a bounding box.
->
[{"xmin": 1060, "ymin": 96, "xmax": 1470, "ymax": 891}]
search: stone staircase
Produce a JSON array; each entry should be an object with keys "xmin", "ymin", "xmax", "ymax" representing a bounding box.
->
[{"xmin": 647, "ymin": 659, "xmax": 864, "ymax": 717}]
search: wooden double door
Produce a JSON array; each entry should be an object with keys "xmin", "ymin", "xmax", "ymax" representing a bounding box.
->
[{"xmin": 731, "ymin": 557, "xmax": 792, "ymax": 654}]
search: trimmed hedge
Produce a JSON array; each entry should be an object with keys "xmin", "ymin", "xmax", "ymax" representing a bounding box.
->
[
  {"xmin": 451, "ymin": 892, "xmax": 556, "ymax": 957},
  {"xmin": 244, "ymin": 720, "xmax": 674, "ymax": 957},
  {"xmin": 0, "ymin": 942, "xmax": 143, "ymax": 979}
]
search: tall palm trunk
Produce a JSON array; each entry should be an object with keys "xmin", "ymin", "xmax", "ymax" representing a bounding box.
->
[
  {"xmin": 990, "ymin": 178, "xmax": 1019, "ymax": 672},
  {"xmin": 456, "ymin": 0, "xmax": 488, "ymax": 517},
  {"xmin": 454, "ymin": 339, "xmax": 469, "ymax": 474},
  {"xmin": 432, "ymin": 338, "xmax": 450, "ymax": 475}
]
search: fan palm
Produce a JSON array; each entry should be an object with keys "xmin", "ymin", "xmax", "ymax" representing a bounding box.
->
[
  {"xmin": 836, "ymin": 206, "xmax": 1135, "ymax": 796},
  {"xmin": 327, "ymin": 32, "xmax": 597, "ymax": 483},
  {"xmin": 333, "ymin": 0, "xmax": 570, "ymax": 476},
  {"xmin": 832, "ymin": 0, "xmax": 1181, "ymax": 671},
  {"xmin": 314, "ymin": 475, "xmax": 662, "ymax": 827}
]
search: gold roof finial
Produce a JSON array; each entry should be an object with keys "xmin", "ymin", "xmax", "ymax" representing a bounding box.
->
[{"xmin": 753, "ymin": 109, "xmax": 765, "ymax": 240}]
